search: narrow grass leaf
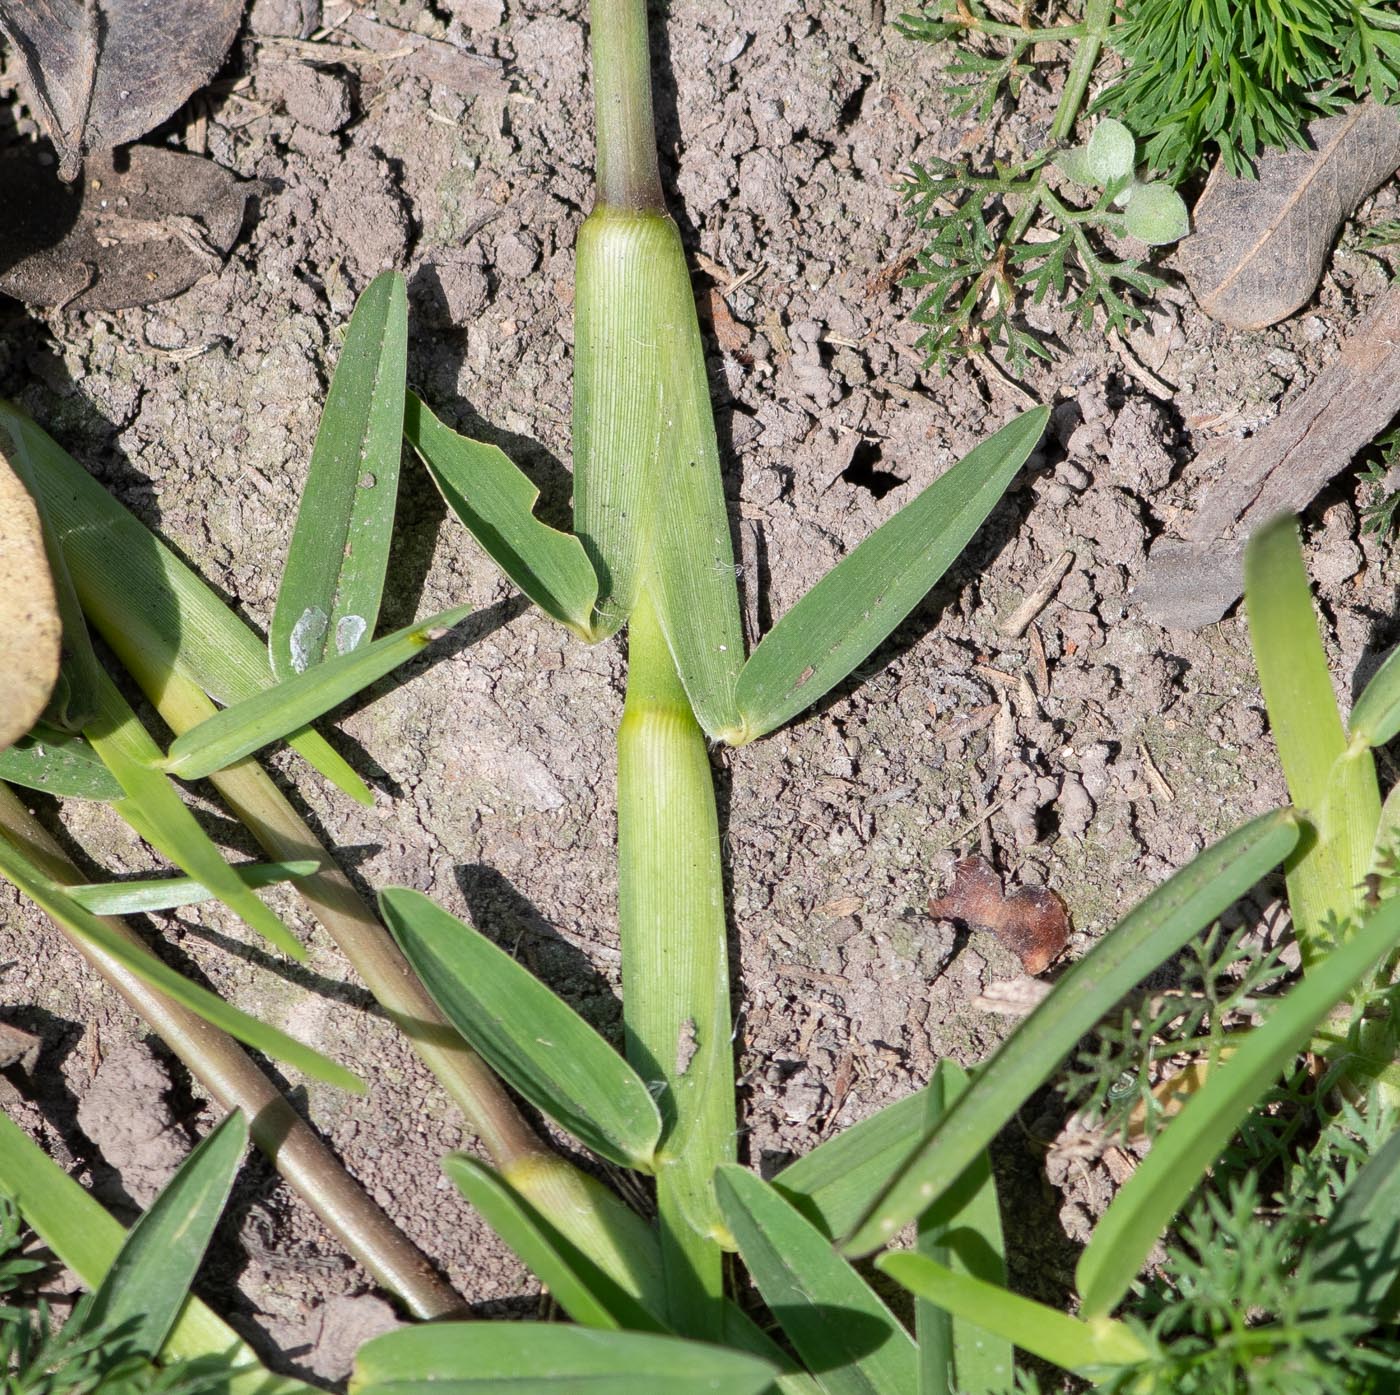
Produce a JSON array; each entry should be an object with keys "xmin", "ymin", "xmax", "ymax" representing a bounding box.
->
[
  {"xmin": 877, "ymin": 1254, "xmax": 1149, "ymax": 1375},
  {"xmin": 716, "ymin": 1163, "xmax": 918, "ymax": 1395},
  {"xmin": 1352, "ymin": 642, "xmax": 1400, "ymax": 748},
  {"xmin": 68, "ymin": 860, "xmax": 319, "ymax": 915},
  {"xmin": 353, "ymin": 1323, "xmax": 776, "ymax": 1395},
  {"xmin": 84, "ymin": 1110, "xmax": 248, "ymax": 1358},
  {"xmin": 0, "ymin": 1110, "xmax": 315, "ymax": 1395},
  {"xmin": 380, "ymin": 887, "xmax": 663, "ymax": 1170},
  {"xmin": 270, "ymin": 273, "xmax": 406, "ymax": 680},
  {"xmin": 0, "ymin": 833, "xmax": 361, "ymax": 1091},
  {"xmin": 776, "ymin": 1085, "xmax": 936, "ymax": 1239},
  {"xmin": 86, "ymin": 672, "xmax": 306, "ymax": 960},
  {"xmin": 843, "ymin": 806, "xmax": 1300, "ymax": 1256},
  {"xmin": 0, "ymin": 723, "xmax": 123, "ymax": 800},
  {"xmin": 1245, "ymin": 514, "xmax": 1380, "ymax": 960},
  {"xmin": 405, "ymin": 394, "xmax": 598, "ymax": 638},
  {"xmin": 0, "ymin": 401, "xmax": 371, "ymax": 805},
  {"xmin": 163, "ymin": 605, "xmax": 471, "ymax": 781},
  {"xmin": 1077, "ymin": 893, "xmax": 1400, "ymax": 1319},
  {"xmin": 443, "ymin": 1154, "xmax": 663, "ymax": 1332},
  {"xmin": 731, "ymin": 407, "xmax": 1048, "ymax": 745},
  {"xmin": 1298, "ymin": 1126, "xmax": 1400, "ymax": 1322},
  {"xmin": 915, "ymin": 1061, "xmax": 1010, "ymax": 1395}
]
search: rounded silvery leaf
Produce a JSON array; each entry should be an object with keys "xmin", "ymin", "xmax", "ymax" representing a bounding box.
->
[
  {"xmin": 1086, "ymin": 118, "xmax": 1137, "ymax": 185},
  {"xmin": 1123, "ymin": 182, "xmax": 1191, "ymax": 245},
  {"xmin": 1053, "ymin": 143, "xmax": 1096, "ymax": 186}
]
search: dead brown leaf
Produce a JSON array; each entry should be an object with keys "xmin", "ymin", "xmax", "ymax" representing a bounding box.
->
[
  {"xmin": 0, "ymin": 447, "xmax": 61, "ymax": 752},
  {"xmin": 1180, "ymin": 103, "xmax": 1400, "ymax": 330},
  {"xmin": 0, "ymin": 0, "xmax": 244, "ymax": 178},
  {"xmin": 928, "ymin": 855, "xmax": 1070, "ymax": 976}
]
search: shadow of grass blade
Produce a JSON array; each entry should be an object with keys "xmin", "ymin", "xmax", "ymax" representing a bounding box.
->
[
  {"xmin": 83, "ymin": 1111, "xmax": 248, "ymax": 1360},
  {"xmin": 86, "ymin": 670, "xmax": 306, "ymax": 961},
  {"xmin": 380, "ymin": 887, "xmax": 663, "ymax": 1170},
  {"xmin": 1245, "ymin": 514, "xmax": 1380, "ymax": 960},
  {"xmin": 0, "ymin": 723, "xmax": 123, "ymax": 800},
  {"xmin": 0, "ymin": 401, "xmax": 372, "ymax": 806},
  {"xmin": 0, "ymin": 1111, "xmax": 319, "ymax": 1395},
  {"xmin": 163, "ymin": 605, "xmax": 471, "ymax": 781},
  {"xmin": 270, "ymin": 272, "xmax": 407, "ymax": 681},
  {"xmin": 842, "ymin": 806, "xmax": 1300, "ymax": 1256},
  {"xmin": 353, "ymin": 1324, "xmax": 776, "ymax": 1395},
  {"xmin": 730, "ymin": 406, "xmax": 1048, "ymax": 745},
  {"xmin": 915, "ymin": 1061, "xmax": 1010, "ymax": 1395},
  {"xmin": 877, "ymin": 1254, "xmax": 1149, "ymax": 1377},
  {"xmin": 67, "ymin": 860, "xmax": 319, "ymax": 916},
  {"xmin": 443, "ymin": 1154, "xmax": 665, "ymax": 1331},
  {"xmin": 405, "ymin": 394, "xmax": 599, "ymax": 638},
  {"xmin": 0, "ymin": 833, "xmax": 361, "ymax": 1092},
  {"xmin": 1076, "ymin": 893, "xmax": 1400, "ymax": 1320}
]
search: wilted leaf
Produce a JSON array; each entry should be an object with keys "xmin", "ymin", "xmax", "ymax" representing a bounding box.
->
[
  {"xmin": 0, "ymin": 450, "xmax": 60, "ymax": 751},
  {"xmin": 1180, "ymin": 103, "xmax": 1400, "ymax": 330},
  {"xmin": 928, "ymin": 855, "xmax": 1071, "ymax": 975},
  {"xmin": 0, "ymin": 147, "xmax": 252, "ymax": 311},
  {"xmin": 0, "ymin": 0, "xmax": 243, "ymax": 177}
]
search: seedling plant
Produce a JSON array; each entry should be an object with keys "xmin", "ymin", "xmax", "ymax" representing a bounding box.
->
[{"xmin": 0, "ymin": 2, "xmax": 1399, "ymax": 1393}]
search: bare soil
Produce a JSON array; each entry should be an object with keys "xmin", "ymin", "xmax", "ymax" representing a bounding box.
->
[{"xmin": 2, "ymin": 0, "xmax": 1398, "ymax": 1376}]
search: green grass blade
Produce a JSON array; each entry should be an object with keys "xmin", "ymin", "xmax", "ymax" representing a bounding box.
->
[
  {"xmin": 843, "ymin": 807, "xmax": 1300, "ymax": 1256},
  {"xmin": 380, "ymin": 887, "xmax": 663, "ymax": 1170},
  {"xmin": 84, "ymin": 1110, "xmax": 248, "ymax": 1358},
  {"xmin": 0, "ymin": 401, "xmax": 371, "ymax": 806},
  {"xmin": 443, "ymin": 1154, "xmax": 664, "ymax": 1332},
  {"xmin": 0, "ymin": 835, "xmax": 360, "ymax": 1091},
  {"xmin": 270, "ymin": 272, "xmax": 407, "ymax": 680},
  {"xmin": 715, "ymin": 1164, "xmax": 919, "ymax": 1395},
  {"xmin": 85, "ymin": 672, "xmax": 306, "ymax": 961},
  {"xmin": 915, "ymin": 1062, "xmax": 1010, "ymax": 1395},
  {"xmin": 1352, "ymin": 643, "xmax": 1400, "ymax": 748},
  {"xmin": 0, "ymin": 724, "xmax": 123, "ymax": 800},
  {"xmin": 0, "ymin": 434, "xmax": 101, "ymax": 730},
  {"xmin": 730, "ymin": 407, "xmax": 1048, "ymax": 745},
  {"xmin": 1076, "ymin": 893, "xmax": 1400, "ymax": 1319},
  {"xmin": 877, "ymin": 1254, "xmax": 1149, "ymax": 1376},
  {"xmin": 405, "ymin": 394, "xmax": 599, "ymax": 638},
  {"xmin": 775, "ymin": 1086, "xmax": 937, "ymax": 1240},
  {"xmin": 1245, "ymin": 514, "xmax": 1381, "ymax": 961},
  {"xmin": 1298, "ymin": 1125, "xmax": 1400, "ymax": 1322},
  {"xmin": 0, "ymin": 1110, "xmax": 318, "ymax": 1395},
  {"xmin": 352, "ymin": 1324, "xmax": 776, "ymax": 1395},
  {"xmin": 67, "ymin": 860, "xmax": 319, "ymax": 915},
  {"xmin": 163, "ymin": 605, "xmax": 471, "ymax": 781}
]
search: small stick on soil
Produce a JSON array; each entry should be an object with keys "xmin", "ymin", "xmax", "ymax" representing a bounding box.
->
[
  {"xmin": 1137, "ymin": 282, "xmax": 1400, "ymax": 630},
  {"xmin": 999, "ymin": 548, "xmax": 1075, "ymax": 638}
]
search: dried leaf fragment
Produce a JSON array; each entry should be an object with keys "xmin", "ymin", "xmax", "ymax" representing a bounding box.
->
[
  {"xmin": 0, "ymin": 449, "xmax": 61, "ymax": 752},
  {"xmin": 928, "ymin": 855, "xmax": 1071, "ymax": 975},
  {"xmin": 1180, "ymin": 103, "xmax": 1400, "ymax": 330},
  {"xmin": 0, "ymin": 0, "xmax": 244, "ymax": 177}
]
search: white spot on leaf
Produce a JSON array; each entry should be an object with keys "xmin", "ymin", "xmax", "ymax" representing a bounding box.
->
[
  {"xmin": 289, "ymin": 606, "xmax": 328, "ymax": 673},
  {"xmin": 335, "ymin": 614, "xmax": 367, "ymax": 655}
]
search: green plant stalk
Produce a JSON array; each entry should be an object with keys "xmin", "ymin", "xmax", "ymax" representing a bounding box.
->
[
  {"xmin": 618, "ymin": 589, "xmax": 731, "ymax": 1334},
  {"xmin": 0, "ymin": 782, "xmax": 460, "ymax": 1320},
  {"xmin": 145, "ymin": 665, "xmax": 658, "ymax": 1290}
]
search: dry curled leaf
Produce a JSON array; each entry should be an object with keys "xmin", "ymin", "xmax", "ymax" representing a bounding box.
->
[
  {"xmin": 927, "ymin": 855, "xmax": 1071, "ymax": 976},
  {"xmin": 0, "ymin": 448, "xmax": 61, "ymax": 753},
  {"xmin": 0, "ymin": 0, "xmax": 244, "ymax": 178},
  {"xmin": 0, "ymin": 145, "xmax": 253, "ymax": 310},
  {"xmin": 1180, "ymin": 103, "xmax": 1400, "ymax": 330}
]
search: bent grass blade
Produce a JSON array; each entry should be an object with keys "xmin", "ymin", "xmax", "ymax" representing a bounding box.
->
[
  {"xmin": 67, "ymin": 859, "xmax": 319, "ymax": 916},
  {"xmin": 405, "ymin": 394, "xmax": 599, "ymax": 638}
]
